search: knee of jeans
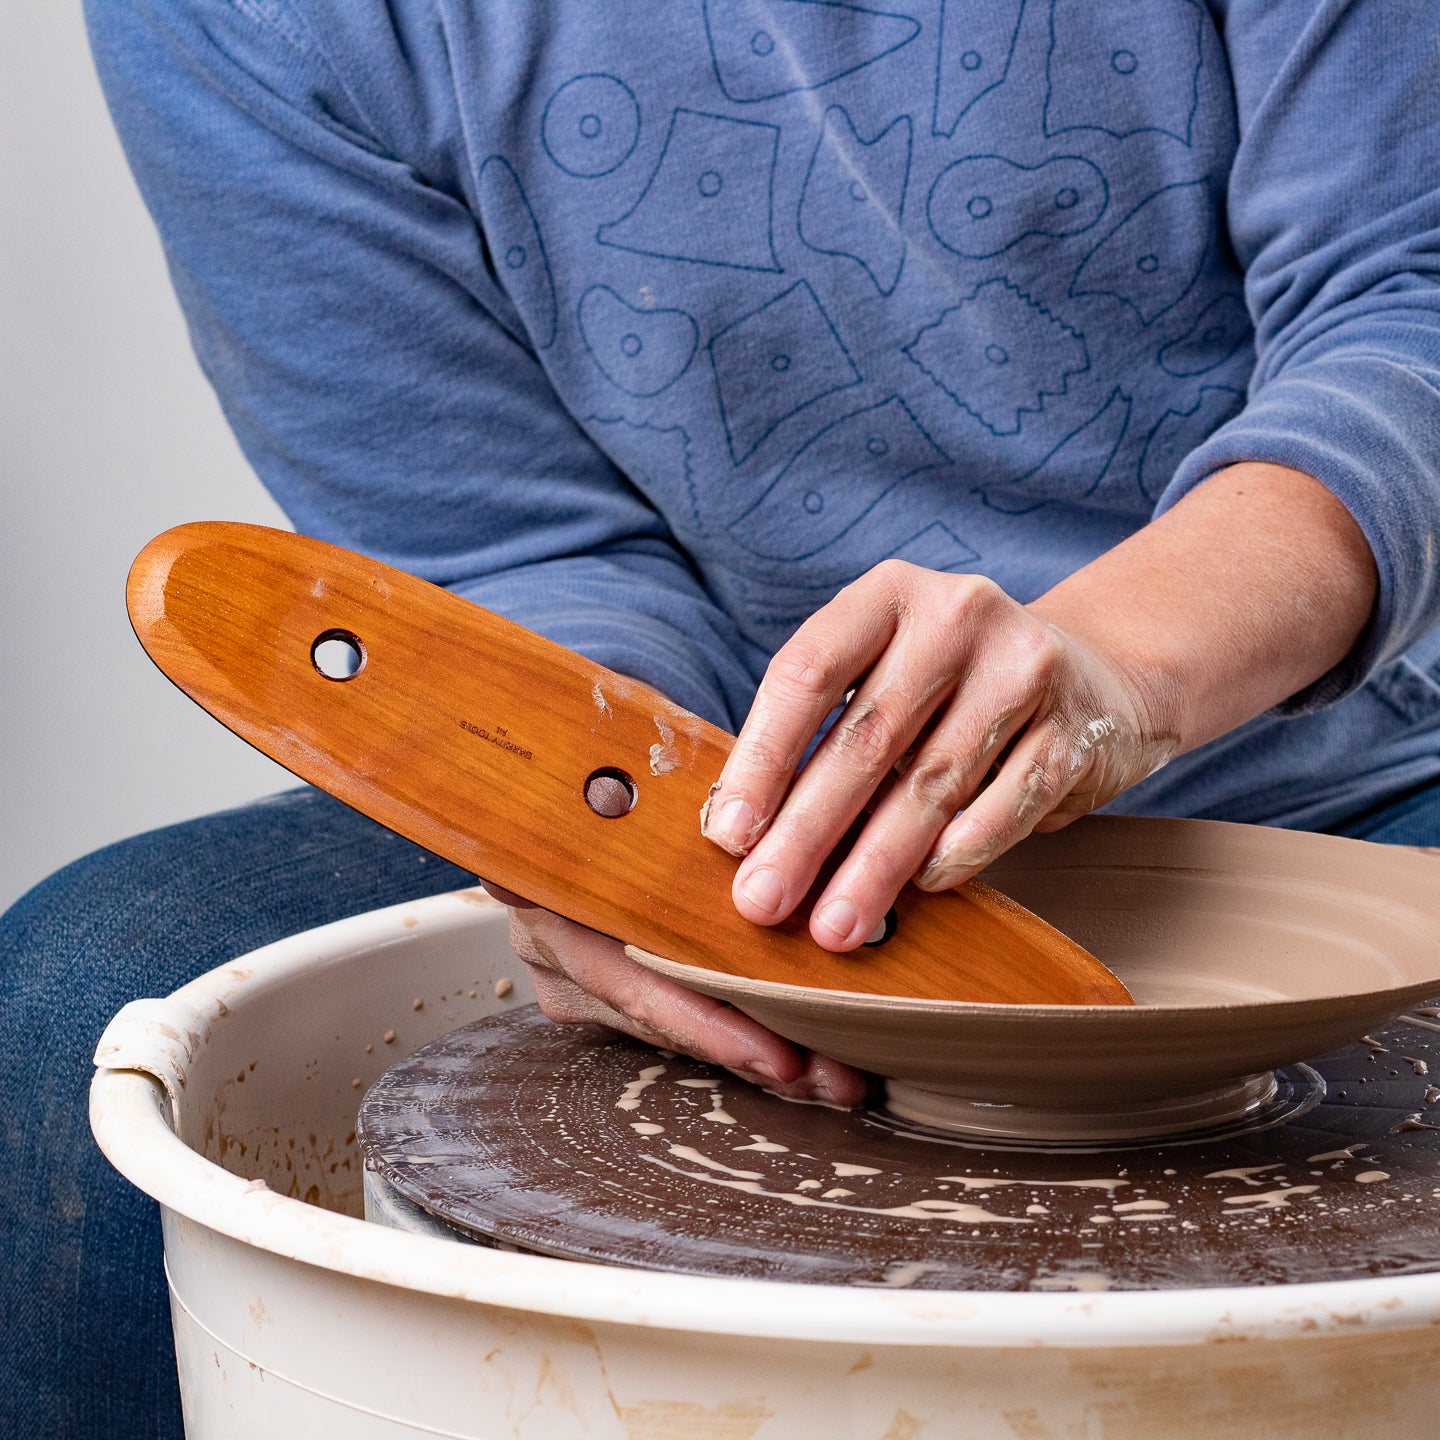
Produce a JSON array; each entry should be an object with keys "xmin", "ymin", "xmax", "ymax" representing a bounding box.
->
[
  {"xmin": 0, "ymin": 789, "xmax": 467, "ymax": 1032},
  {"xmin": 0, "ymin": 833, "xmax": 198, "ymax": 1034},
  {"xmin": 0, "ymin": 802, "xmax": 299, "ymax": 1030}
]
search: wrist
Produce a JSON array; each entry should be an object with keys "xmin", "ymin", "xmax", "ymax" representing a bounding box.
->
[
  {"xmin": 1026, "ymin": 598, "xmax": 1190, "ymax": 761},
  {"xmin": 1027, "ymin": 462, "xmax": 1376, "ymax": 752}
]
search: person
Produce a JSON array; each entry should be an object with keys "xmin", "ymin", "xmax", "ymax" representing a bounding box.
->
[{"xmin": 4, "ymin": 0, "xmax": 1440, "ymax": 1433}]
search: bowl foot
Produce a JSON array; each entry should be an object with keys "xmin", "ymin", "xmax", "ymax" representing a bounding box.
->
[{"xmin": 883, "ymin": 1071, "xmax": 1281, "ymax": 1142}]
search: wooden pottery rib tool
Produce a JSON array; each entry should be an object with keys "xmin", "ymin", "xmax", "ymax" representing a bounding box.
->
[{"xmin": 126, "ymin": 522, "xmax": 1131, "ymax": 1005}]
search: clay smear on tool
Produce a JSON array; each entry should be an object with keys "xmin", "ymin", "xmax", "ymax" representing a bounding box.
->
[{"xmin": 649, "ymin": 716, "xmax": 681, "ymax": 776}]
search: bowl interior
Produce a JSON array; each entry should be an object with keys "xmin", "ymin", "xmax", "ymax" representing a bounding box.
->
[{"xmin": 977, "ymin": 815, "xmax": 1440, "ymax": 1004}]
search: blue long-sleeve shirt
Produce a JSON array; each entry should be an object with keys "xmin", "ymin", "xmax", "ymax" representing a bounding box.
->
[{"xmin": 87, "ymin": 0, "xmax": 1440, "ymax": 828}]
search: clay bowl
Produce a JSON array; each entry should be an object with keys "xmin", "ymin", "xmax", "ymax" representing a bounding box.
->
[{"xmin": 628, "ymin": 817, "xmax": 1440, "ymax": 1142}]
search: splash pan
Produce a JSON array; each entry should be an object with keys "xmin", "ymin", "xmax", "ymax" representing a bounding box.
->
[{"xmin": 629, "ymin": 818, "xmax": 1440, "ymax": 1141}]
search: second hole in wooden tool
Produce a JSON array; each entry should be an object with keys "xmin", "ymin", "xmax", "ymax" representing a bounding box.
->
[
  {"xmin": 864, "ymin": 907, "xmax": 898, "ymax": 946},
  {"xmin": 585, "ymin": 767, "xmax": 638, "ymax": 818}
]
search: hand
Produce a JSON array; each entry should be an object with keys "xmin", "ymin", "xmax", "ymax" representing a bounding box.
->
[
  {"xmin": 489, "ymin": 885, "xmax": 869, "ymax": 1106},
  {"xmin": 701, "ymin": 560, "xmax": 1180, "ymax": 951}
]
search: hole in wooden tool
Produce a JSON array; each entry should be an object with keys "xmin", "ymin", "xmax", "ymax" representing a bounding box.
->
[
  {"xmin": 584, "ymin": 767, "xmax": 637, "ymax": 818},
  {"xmin": 863, "ymin": 907, "xmax": 898, "ymax": 946},
  {"xmin": 311, "ymin": 630, "xmax": 366, "ymax": 681}
]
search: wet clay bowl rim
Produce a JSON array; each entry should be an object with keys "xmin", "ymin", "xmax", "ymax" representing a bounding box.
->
[{"xmin": 627, "ymin": 817, "xmax": 1440, "ymax": 1140}]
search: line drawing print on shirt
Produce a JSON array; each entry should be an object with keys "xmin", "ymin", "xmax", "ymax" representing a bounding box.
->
[
  {"xmin": 904, "ymin": 277, "xmax": 1090, "ymax": 436},
  {"xmin": 927, "ymin": 153, "xmax": 1108, "ymax": 260},
  {"xmin": 705, "ymin": 0, "xmax": 921, "ymax": 104},
  {"xmin": 709, "ymin": 280, "xmax": 863, "ymax": 464},
  {"xmin": 1043, "ymin": 0, "xmax": 1204, "ymax": 145},
  {"xmin": 725, "ymin": 395, "xmax": 950, "ymax": 559},
  {"xmin": 1158, "ymin": 293, "xmax": 1253, "ymax": 377},
  {"xmin": 541, "ymin": 73, "xmax": 641, "ymax": 177},
  {"xmin": 578, "ymin": 286, "xmax": 700, "ymax": 397},
  {"xmin": 979, "ymin": 386, "xmax": 1132, "ymax": 514},
  {"xmin": 477, "ymin": 155, "xmax": 559, "ymax": 348},
  {"xmin": 933, "ymin": 0, "xmax": 1027, "ymax": 138},
  {"xmin": 585, "ymin": 415, "xmax": 702, "ymax": 530},
  {"xmin": 797, "ymin": 106, "xmax": 912, "ymax": 297},
  {"xmin": 1137, "ymin": 385, "xmax": 1245, "ymax": 501},
  {"xmin": 597, "ymin": 108, "xmax": 783, "ymax": 272},
  {"xmin": 1069, "ymin": 179, "xmax": 1213, "ymax": 325},
  {"xmin": 889, "ymin": 519, "xmax": 983, "ymax": 570}
]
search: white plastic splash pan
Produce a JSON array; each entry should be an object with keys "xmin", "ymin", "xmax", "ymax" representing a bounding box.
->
[{"xmin": 91, "ymin": 889, "xmax": 1440, "ymax": 1438}]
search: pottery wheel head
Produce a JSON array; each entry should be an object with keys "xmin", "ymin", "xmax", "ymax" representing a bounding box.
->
[
  {"xmin": 357, "ymin": 1004, "xmax": 1440, "ymax": 1291},
  {"xmin": 628, "ymin": 818, "xmax": 1440, "ymax": 1142}
]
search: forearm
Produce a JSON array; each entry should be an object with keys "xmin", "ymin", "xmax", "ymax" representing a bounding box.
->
[{"xmin": 1029, "ymin": 463, "xmax": 1378, "ymax": 756}]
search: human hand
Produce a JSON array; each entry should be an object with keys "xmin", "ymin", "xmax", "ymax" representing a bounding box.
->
[
  {"xmin": 489, "ymin": 885, "xmax": 869, "ymax": 1106},
  {"xmin": 701, "ymin": 560, "xmax": 1181, "ymax": 952}
]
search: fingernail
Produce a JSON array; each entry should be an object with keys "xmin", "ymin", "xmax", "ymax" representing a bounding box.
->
[
  {"xmin": 742, "ymin": 1059, "xmax": 780, "ymax": 1085},
  {"xmin": 739, "ymin": 865, "xmax": 785, "ymax": 916},
  {"xmin": 808, "ymin": 1081, "xmax": 840, "ymax": 1106},
  {"xmin": 707, "ymin": 796, "xmax": 755, "ymax": 853},
  {"xmin": 814, "ymin": 897, "xmax": 859, "ymax": 943}
]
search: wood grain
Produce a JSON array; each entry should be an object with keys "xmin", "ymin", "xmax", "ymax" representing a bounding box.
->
[{"xmin": 126, "ymin": 522, "xmax": 1132, "ymax": 1005}]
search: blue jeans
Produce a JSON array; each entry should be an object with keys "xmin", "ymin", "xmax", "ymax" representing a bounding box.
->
[{"xmin": 2, "ymin": 784, "xmax": 1439, "ymax": 1438}]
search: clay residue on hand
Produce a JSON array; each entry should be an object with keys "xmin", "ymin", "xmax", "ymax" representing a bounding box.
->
[
  {"xmin": 832, "ymin": 699, "xmax": 878, "ymax": 753},
  {"xmin": 698, "ymin": 785, "xmax": 768, "ymax": 854},
  {"xmin": 698, "ymin": 780, "xmax": 721, "ymax": 832}
]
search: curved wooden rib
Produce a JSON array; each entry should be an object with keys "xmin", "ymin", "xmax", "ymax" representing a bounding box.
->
[{"xmin": 126, "ymin": 523, "xmax": 1132, "ymax": 1005}]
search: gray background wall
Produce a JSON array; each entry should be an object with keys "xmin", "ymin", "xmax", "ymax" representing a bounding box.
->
[{"xmin": 2, "ymin": 2, "xmax": 294, "ymax": 914}]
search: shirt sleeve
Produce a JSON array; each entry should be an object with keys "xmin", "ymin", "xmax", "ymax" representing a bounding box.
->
[
  {"xmin": 84, "ymin": 0, "xmax": 760, "ymax": 731},
  {"xmin": 1156, "ymin": 0, "xmax": 1440, "ymax": 711}
]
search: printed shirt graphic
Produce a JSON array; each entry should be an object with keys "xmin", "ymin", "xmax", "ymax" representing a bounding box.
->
[
  {"xmin": 89, "ymin": 0, "xmax": 1440, "ymax": 827},
  {"xmin": 497, "ymin": 0, "xmax": 1244, "ymax": 640}
]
